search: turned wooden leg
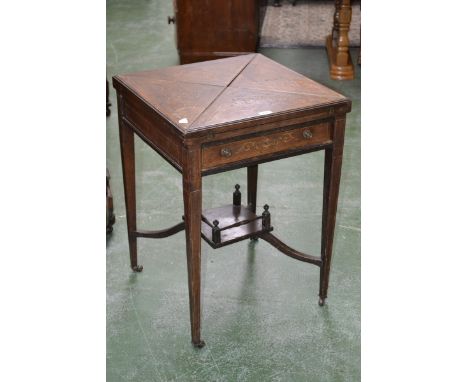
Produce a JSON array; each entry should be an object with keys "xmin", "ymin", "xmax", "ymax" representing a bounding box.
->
[
  {"xmin": 182, "ymin": 146, "xmax": 205, "ymax": 348},
  {"xmin": 326, "ymin": 0, "xmax": 354, "ymax": 80},
  {"xmin": 336, "ymin": 0, "xmax": 352, "ymax": 67},
  {"xmin": 118, "ymin": 117, "xmax": 142, "ymax": 272},
  {"xmin": 332, "ymin": 0, "xmax": 340, "ymax": 38},
  {"xmin": 319, "ymin": 116, "xmax": 345, "ymax": 305}
]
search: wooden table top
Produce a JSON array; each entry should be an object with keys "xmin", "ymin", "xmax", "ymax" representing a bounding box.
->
[{"xmin": 113, "ymin": 54, "xmax": 350, "ymax": 136}]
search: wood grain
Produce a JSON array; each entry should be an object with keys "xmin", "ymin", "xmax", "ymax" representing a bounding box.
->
[
  {"xmin": 114, "ymin": 54, "xmax": 349, "ymax": 136},
  {"xmin": 182, "ymin": 145, "xmax": 204, "ymax": 347},
  {"xmin": 173, "ymin": 0, "xmax": 266, "ymax": 64},
  {"xmin": 201, "ymin": 122, "xmax": 331, "ymax": 171},
  {"xmin": 326, "ymin": 0, "xmax": 354, "ymax": 80},
  {"xmin": 117, "ymin": 94, "xmax": 141, "ymax": 272}
]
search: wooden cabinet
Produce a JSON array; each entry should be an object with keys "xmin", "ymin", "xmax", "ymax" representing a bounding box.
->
[{"xmin": 171, "ymin": 0, "xmax": 267, "ymax": 64}]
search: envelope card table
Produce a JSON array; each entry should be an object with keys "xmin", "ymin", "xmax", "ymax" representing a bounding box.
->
[{"xmin": 113, "ymin": 54, "xmax": 351, "ymax": 347}]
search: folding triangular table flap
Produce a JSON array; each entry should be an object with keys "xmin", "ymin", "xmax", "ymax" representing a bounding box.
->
[
  {"xmin": 229, "ymin": 54, "xmax": 341, "ymax": 97},
  {"xmin": 115, "ymin": 76, "xmax": 224, "ymax": 129},
  {"xmin": 122, "ymin": 53, "xmax": 256, "ymax": 87}
]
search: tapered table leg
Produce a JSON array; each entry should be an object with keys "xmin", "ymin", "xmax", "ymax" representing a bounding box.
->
[
  {"xmin": 182, "ymin": 146, "xmax": 205, "ymax": 348},
  {"xmin": 247, "ymin": 165, "xmax": 258, "ymax": 214},
  {"xmin": 319, "ymin": 116, "xmax": 345, "ymax": 305},
  {"xmin": 118, "ymin": 116, "xmax": 142, "ymax": 272},
  {"xmin": 247, "ymin": 165, "xmax": 259, "ymax": 241}
]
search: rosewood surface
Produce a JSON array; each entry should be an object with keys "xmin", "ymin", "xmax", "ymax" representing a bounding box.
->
[{"xmin": 113, "ymin": 54, "xmax": 351, "ymax": 347}]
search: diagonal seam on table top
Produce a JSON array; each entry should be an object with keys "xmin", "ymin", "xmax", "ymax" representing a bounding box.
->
[
  {"xmin": 227, "ymin": 85, "xmax": 336, "ymax": 98},
  {"xmin": 119, "ymin": 77, "xmax": 226, "ymax": 133},
  {"xmin": 187, "ymin": 54, "xmax": 344, "ymax": 130},
  {"xmin": 188, "ymin": 97, "xmax": 347, "ymax": 133},
  {"xmin": 229, "ymin": 53, "xmax": 344, "ymax": 99},
  {"xmin": 116, "ymin": 53, "xmax": 347, "ymax": 132},
  {"xmin": 187, "ymin": 54, "xmax": 257, "ymax": 129}
]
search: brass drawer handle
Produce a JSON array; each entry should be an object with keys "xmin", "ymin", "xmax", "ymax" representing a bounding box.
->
[
  {"xmin": 303, "ymin": 129, "xmax": 313, "ymax": 139},
  {"xmin": 220, "ymin": 147, "xmax": 232, "ymax": 157}
]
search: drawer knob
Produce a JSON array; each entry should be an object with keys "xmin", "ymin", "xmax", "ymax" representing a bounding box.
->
[
  {"xmin": 303, "ymin": 129, "xmax": 313, "ymax": 139},
  {"xmin": 220, "ymin": 147, "xmax": 232, "ymax": 157},
  {"xmin": 168, "ymin": 16, "xmax": 175, "ymax": 24}
]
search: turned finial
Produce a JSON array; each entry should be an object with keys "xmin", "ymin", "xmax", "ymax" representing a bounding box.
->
[
  {"xmin": 212, "ymin": 219, "xmax": 221, "ymax": 244},
  {"xmin": 233, "ymin": 184, "xmax": 241, "ymax": 206}
]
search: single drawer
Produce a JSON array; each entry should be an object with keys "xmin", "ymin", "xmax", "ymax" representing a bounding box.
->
[{"xmin": 202, "ymin": 122, "xmax": 331, "ymax": 170}]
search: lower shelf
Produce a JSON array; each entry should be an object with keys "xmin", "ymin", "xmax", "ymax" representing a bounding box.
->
[
  {"xmin": 137, "ymin": 195, "xmax": 321, "ymax": 266},
  {"xmin": 201, "ymin": 204, "xmax": 273, "ymax": 249}
]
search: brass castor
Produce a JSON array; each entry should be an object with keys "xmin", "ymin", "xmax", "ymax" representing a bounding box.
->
[
  {"xmin": 318, "ymin": 297, "xmax": 326, "ymax": 306},
  {"xmin": 132, "ymin": 265, "xmax": 143, "ymax": 272},
  {"xmin": 192, "ymin": 340, "xmax": 206, "ymax": 348}
]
